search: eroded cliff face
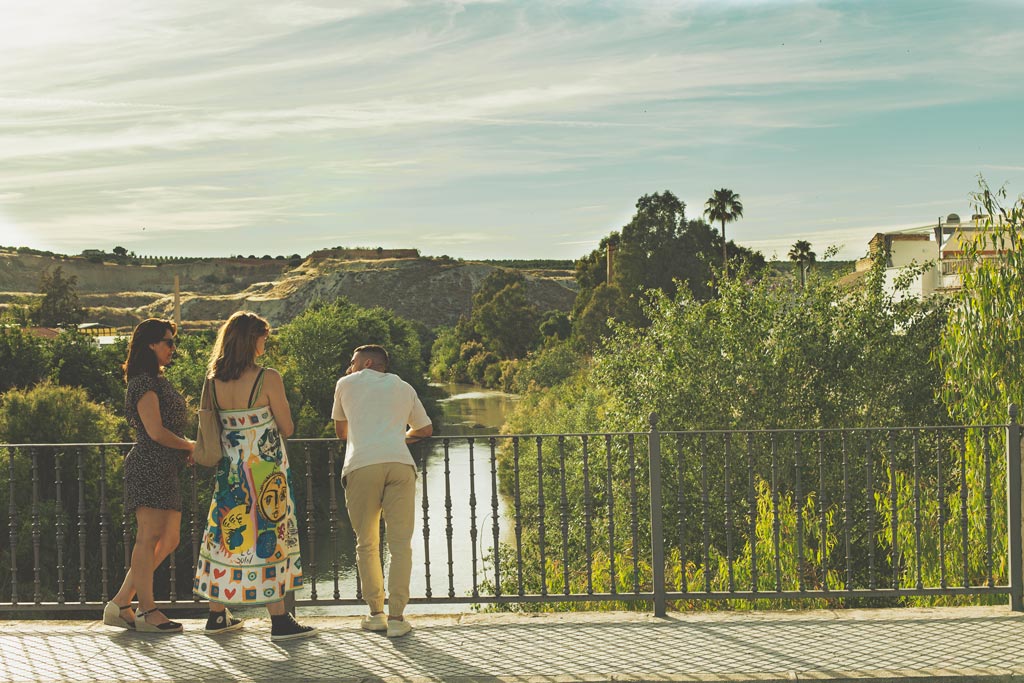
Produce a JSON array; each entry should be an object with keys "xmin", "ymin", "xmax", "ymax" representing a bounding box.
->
[
  {"xmin": 0, "ymin": 253, "xmax": 576, "ymax": 329},
  {"xmin": 156, "ymin": 258, "xmax": 577, "ymax": 328}
]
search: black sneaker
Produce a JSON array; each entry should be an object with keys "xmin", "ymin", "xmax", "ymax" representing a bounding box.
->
[
  {"xmin": 205, "ymin": 609, "xmax": 244, "ymax": 635},
  {"xmin": 270, "ymin": 612, "xmax": 317, "ymax": 642}
]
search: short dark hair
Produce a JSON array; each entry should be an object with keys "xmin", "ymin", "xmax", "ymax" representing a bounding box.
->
[
  {"xmin": 354, "ymin": 344, "xmax": 389, "ymax": 370},
  {"xmin": 123, "ymin": 318, "xmax": 176, "ymax": 381}
]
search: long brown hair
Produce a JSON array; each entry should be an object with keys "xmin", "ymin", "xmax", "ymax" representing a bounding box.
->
[
  {"xmin": 123, "ymin": 318, "xmax": 176, "ymax": 381},
  {"xmin": 208, "ymin": 311, "xmax": 270, "ymax": 381}
]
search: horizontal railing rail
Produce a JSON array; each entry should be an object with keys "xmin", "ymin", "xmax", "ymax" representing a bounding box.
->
[{"xmin": 1, "ymin": 408, "xmax": 1021, "ymax": 616}]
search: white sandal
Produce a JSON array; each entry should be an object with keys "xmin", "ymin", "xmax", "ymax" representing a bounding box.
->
[{"xmin": 102, "ymin": 601, "xmax": 135, "ymax": 630}]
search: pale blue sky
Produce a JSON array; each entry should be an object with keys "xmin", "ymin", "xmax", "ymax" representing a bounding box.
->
[{"xmin": 1, "ymin": 0, "xmax": 1022, "ymax": 261}]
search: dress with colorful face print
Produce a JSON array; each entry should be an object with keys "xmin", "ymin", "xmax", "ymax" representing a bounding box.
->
[{"xmin": 194, "ymin": 375, "xmax": 303, "ymax": 605}]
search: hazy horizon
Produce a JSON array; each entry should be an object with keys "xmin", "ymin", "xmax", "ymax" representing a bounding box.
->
[{"xmin": 3, "ymin": 243, "xmax": 862, "ymax": 263}]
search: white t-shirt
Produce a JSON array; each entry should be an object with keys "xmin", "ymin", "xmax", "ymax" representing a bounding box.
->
[{"xmin": 330, "ymin": 369, "xmax": 431, "ymax": 478}]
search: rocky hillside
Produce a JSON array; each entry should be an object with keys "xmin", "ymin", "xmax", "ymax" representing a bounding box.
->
[
  {"xmin": 0, "ymin": 252, "xmax": 577, "ymax": 329},
  {"xmin": 0, "ymin": 252, "xmax": 291, "ymax": 294}
]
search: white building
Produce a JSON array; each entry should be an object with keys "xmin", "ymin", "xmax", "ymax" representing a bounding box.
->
[{"xmin": 851, "ymin": 213, "xmax": 1010, "ymax": 300}]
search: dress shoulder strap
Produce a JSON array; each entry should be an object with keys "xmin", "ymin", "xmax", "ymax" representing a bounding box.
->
[{"xmin": 247, "ymin": 368, "xmax": 266, "ymax": 409}]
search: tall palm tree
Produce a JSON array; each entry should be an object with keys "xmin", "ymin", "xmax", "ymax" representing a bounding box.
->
[
  {"xmin": 704, "ymin": 188, "xmax": 744, "ymax": 276},
  {"xmin": 788, "ymin": 239, "xmax": 816, "ymax": 288}
]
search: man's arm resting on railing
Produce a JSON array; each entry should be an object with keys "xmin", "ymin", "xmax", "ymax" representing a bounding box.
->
[
  {"xmin": 333, "ymin": 419, "xmax": 431, "ymax": 443},
  {"xmin": 406, "ymin": 424, "xmax": 432, "ymax": 444}
]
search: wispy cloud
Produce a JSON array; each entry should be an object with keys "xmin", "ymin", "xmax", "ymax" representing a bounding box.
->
[
  {"xmin": 2, "ymin": 0, "xmax": 1022, "ymax": 258},
  {"xmin": 418, "ymin": 231, "xmax": 514, "ymax": 245}
]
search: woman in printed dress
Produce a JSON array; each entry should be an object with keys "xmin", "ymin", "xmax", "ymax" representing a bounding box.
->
[
  {"xmin": 194, "ymin": 311, "xmax": 315, "ymax": 641},
  {"xmin": 104, "ymin": 318, "xmax": 192, "ymax": 633}
]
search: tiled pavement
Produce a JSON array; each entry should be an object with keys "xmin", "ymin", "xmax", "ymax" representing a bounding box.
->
[{"xmin": 2, "ymin": 606, "xmax": 1024, "ymax": 682}]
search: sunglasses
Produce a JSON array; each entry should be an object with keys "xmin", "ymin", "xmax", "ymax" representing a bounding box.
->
[{"xmin": 157, "ymin": 337, "xmax": 178, "ymax": 348}]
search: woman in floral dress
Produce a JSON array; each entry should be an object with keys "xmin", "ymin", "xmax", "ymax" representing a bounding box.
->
[
  {"xmin": 104, "ymin": 318, "xmax": 193, "ymax": 634},
  {"xmin": 194, "ymin": 311, "xmax": 315, "ymax": 641}
]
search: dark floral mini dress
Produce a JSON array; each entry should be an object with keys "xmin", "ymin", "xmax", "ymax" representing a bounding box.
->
[{"xmin": 123, "ymin": 373, "xmax": 189, "ymax": 513}]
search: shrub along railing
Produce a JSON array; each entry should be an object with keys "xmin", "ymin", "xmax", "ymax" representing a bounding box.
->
[{"xmin": 1, "ymin": 406, "xmax": 1021, "ymax": 615}]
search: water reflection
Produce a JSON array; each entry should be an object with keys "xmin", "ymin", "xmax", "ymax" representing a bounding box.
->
[
  {"xmin": 435, "ymin": 383, "xmax": 518, "ymax": 434},
  {"xmin": 293, "ymin": 383, "xmax": 516, "ymax": 615}
]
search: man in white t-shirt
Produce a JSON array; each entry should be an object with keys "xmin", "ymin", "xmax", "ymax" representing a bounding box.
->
[{"xmin": 331, "ymin": 344, "xmax": 432, "ymax": 638}]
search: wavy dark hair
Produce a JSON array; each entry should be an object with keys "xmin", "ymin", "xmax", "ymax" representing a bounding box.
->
[
  {"xmin": 208, "ymin": 311, "xmax": 270, "ymax": 381},
  {"xmin": 123, "ymin": 318, "xmax": 176, "ymax": 382}
]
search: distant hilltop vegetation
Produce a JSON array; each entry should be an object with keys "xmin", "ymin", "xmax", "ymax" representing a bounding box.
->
[
  {"xmin": 0, "ymin": 246, "xmax": 576, "ymax": 330},
  {"xmin": 308, "ymin": 247, "xmax": 422, "ymax": 260}
]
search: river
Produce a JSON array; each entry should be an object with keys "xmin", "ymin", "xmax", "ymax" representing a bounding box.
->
[{"xmin": 294, "ymin": 383, "xmax": 516, "ymax": 614}]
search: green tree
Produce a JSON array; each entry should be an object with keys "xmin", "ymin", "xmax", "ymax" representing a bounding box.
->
[
  {"xmin": 34, "ymin": 267, "xmax": 84, "ymax": 327},
  {"xmin": 459, "ymin": 340, "xmax": 487, "ymax": 364},
  {"xmin": 704, "ymin": 188, "xmax": 744, "ymax": 275},
  {"xmin": 466, "ymin": 349, "xmax": 501, "ymax": 385},
  {"xmin": 613, "ymin": 191, "xmax": 690, "ymax": 323},
  {"xmin": 0, "ymin": 382, "xmax": 124, "ymax": 603},
  {"xmin": 0, "ymin": 381, "xmax": 122, "ymax": 444},
  {"xmin": 596, "ymin": 258, "xmax": 947, "ymax": 433},
  {"xmin": 428, "ymin": 270, "xmax": 545, "ymax": 387},
  {"xmin": 0, "ymin": 326, "xmax": 49, "ymax": 392},
  {"xmin": 512, "ymin": 340, "xmax": 581, "ymax": 392},
  {"xmin": 472, "ymin": 269, "xmax": 524, "ymax": 307},
  {"xmin": 429, "ymin": 326, "xmax": 465, "ymax": 383},
  {"xmin": 573, "ymin": 233, "xmax": 619, "ymax": 298},
  {"xmin": 572, "ymin": 282, "xmax": 625, "ymax": 349},
  {"xmin": 917, "ymin": 182, "xmax": 1024, "ymax": 604},
  {"xmin": 571, "ymin": 191, "xmax": 763, "ymax": 347},
  {"xmin": 0, "ymin": 297, "xmax": 34, "ymax": 326},
  {"xmin": 538, "ymin": 311, "xmax": 571, "ymax": 341},
  {"xmin": 788, "ymin": 240, "xmax": 817, "ymax": 288},
  {"xmin": 471, "ymin": 273, "xmax": 540, "ymax": 359},
  {"xmin": 274, "ymin": 299, "xmax": 427, "ymax": 432},
  {"xmin": 938, "ymin": 182, "xmax": 1024, "ymax": 425},
  {"xmin": 112, "ymin": 246, "xmax": 128, "ymax": 257},
  {"xmin": 498, "ymin": 256, "xmax": 949, "ymax": 609},
  {"xmin": 48, "ymin": 330, "xmax": 123, "ymax": 407}
]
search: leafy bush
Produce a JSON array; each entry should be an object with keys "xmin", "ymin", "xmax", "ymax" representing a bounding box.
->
[
  {"xmin": 49, "ymin": 330, "xmax": 123, "ymax": 408},
  {"xmin": 0, "ymin": 327, "xmax": 49, "ymax": 392},
  {"xmin": 0, "ymin": 381, "xmax": 122, "ymax": 444},
  {"xmin": 498, "ymin": 254, "xmax": 950, "ymax": 610}
]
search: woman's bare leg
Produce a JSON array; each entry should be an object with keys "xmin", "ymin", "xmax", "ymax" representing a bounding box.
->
[
  {"xmin": 111, "ymin": 511, "xmax": 181, "ymax": 622},
  {"xmin": 132, "ymin": 508, "xmax": 179, "ymax": 626}
]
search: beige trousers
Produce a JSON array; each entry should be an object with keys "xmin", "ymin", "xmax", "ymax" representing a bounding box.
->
[{"xmin": 344, "ymin": 462, "xmax": 417, "ymax": 616}]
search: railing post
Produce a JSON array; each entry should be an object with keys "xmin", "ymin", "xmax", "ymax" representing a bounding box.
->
[
  {"xmin": 1008, "ymin": 404, "xmax": 1023, "ymax": 611},
  {"xmin": 648, "ymin": 413, "xmax": 666, "ymax": 617}
]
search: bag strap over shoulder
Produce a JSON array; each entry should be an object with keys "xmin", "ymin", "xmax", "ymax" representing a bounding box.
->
[{"xmin": 208, "ymin": 376, "xmax": 221, "ymax": 411}]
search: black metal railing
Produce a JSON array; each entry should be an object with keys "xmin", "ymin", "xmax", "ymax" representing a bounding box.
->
[{"xmin": 2, "ymin": 407, "xmax": 1022, "ymax": 615}]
